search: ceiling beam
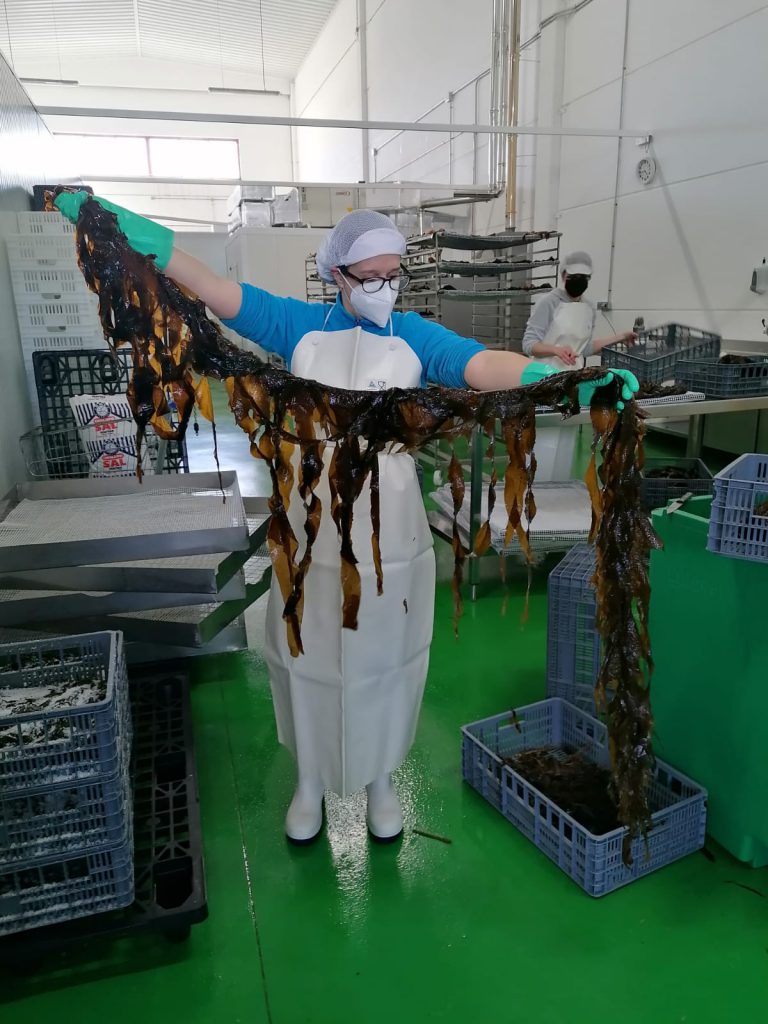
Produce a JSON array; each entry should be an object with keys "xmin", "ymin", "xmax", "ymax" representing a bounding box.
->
[{"xmin": 38, "ymin": 106, "xmax": 650, "ymax": 138}]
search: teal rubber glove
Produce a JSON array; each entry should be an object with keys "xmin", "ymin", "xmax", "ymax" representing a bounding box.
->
[
  {"xmin": 53, "ymin": 190, "xmax": 174, "ymax": 270},
  {"xmin": 520, "ymin": 362, "xmax": 639, "ymax": 412}
]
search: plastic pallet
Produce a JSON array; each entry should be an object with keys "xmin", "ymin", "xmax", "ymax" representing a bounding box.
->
[
  {"xmin": 0, "ymin": 826, "xmax": 134, "ymax": 935},
  {"xmin": 32, "ymin": 349, "xmax": 188, "ymax": 475},
  {"xmin": 600, "ymin": 323, "xmax": 721, "ymax": 384},
  {"xmin": 5, "ymin": 234, "xmax": 78, "ymax": 267},
  {"xmin": 11, "ymin": 266, "xmax": 90, "ymax": 301},
  {"xmin": 675, "ymin": 357, "xmax": 768, "ymax": 399},
  {"xmin": 16, "ymin": 212, "xmax": 77, "ymax": 236},
  {"xmin": 0, "ymin": 632, "xmax": 130, "ymax": 795},
  {"xmin": 15, "ymin": 300, "xmax": 101, "ymax": 333},
  {"xmin": 545, "ymin": 544, "xmax": 601, "ymax": 715},
  {"xmin": 640, "ymin": 457, "xmax": 714, "ymax": 512},
  {"xmin": 0, "ymin": 669, "xmax": 207, "ymax": 959},
  {"xmin": 707, "ymin": 453, "xmax": 768, "ymax": 564},
  {"xmin": 462, "ymin": 698, "xmax": 707, "ymax": 897}
]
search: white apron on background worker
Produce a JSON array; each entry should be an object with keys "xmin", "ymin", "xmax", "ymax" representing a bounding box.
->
[
  {"xmin": 538, "ymin": 300, "xmax": 595, "ymax": 371},
  {"xmin": 263, "ymin": 311, "xmax": 435, "ymax": 809}
]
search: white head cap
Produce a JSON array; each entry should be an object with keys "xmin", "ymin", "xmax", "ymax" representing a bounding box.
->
[
  {"xmin": 563, "ymin": 250, "xmax": 593, "ymax": 275},
  {"xmin": 316, "ymin": 210, "xmax": 406, "ymax": 283}
]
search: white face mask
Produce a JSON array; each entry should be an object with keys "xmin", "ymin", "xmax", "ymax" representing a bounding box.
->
[{"xmin": 343, "ymin": 275, "xmax": 400, "ymax": 328}]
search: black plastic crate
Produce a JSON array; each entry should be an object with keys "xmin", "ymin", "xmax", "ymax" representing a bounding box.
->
[
  {"xmin": 32, "ymin": 349, "xmax": 188, "ymax": 476},
  {"xmin": 601, "ymin": 323, "xmax": 721, "ymax": 384},
  {"xmin": 640, "ymin": 457, "xmax": 714, "ymax": 512},
  {"xmin": 0, "ymin": 668, "xmax": 206, "ymax": 961},
  {"xmin": 675, "ymin": 357, "xmax": 768, "ymax": 398}
]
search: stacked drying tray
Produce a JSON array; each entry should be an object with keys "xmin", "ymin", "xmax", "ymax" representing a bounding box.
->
[{"xmin": 0, "ymin": 473, "xmax": 272, "ymax": 662}]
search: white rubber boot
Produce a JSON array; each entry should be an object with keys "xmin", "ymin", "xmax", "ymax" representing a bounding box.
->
[
  {"xmin": 285, "ymin": 777, "xmax": 325, "ymax": 845},
  {"xmin": 366, "ymin": 774, "xmax": 403, "ymax": 843}
]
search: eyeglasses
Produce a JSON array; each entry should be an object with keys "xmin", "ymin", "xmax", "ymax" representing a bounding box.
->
[{"xmin": 339, "ymin": 266, "xmax": 412, "ymax": 294}]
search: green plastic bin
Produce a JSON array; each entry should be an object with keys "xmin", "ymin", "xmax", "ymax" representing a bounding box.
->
[{"xmin": 649, "ymin": 496, "xmax": 768, "ymax": 867}]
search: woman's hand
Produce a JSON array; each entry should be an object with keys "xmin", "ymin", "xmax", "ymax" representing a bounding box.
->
[{"xmin": 553, "ymin": 344, "xmax": 578, "ymax": 365}]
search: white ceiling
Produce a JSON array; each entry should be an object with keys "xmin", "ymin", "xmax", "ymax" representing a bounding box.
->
[{"xmin": 0, "ymin": 0, "xmax": 338, "ymax": 83}]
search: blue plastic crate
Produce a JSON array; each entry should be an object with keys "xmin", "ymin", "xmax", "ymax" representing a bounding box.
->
[
  {"xmin": 546, "ymin": 544, "xmax": 601, "ymax": 715},
  {"xmin": 0, "ymin": 757, "xmax": 131, "ymax": 869},
  {"xmin": 707, "ymin": 453, "xmax": 768, "ymax": 564},
  {"xmin": 462, "ymin": 698, "xmax": 707, "ymax": 897},
  {"xmin": 0, "ymin": 825, "xmax": 134, "ymax": 935},
  {"xmin": 601, "ymin": 323, "xmax": 720, "ymax": 384},
  {"xmin": 0, "ymin": 632, "xmax": 130, "ymax": 794}
]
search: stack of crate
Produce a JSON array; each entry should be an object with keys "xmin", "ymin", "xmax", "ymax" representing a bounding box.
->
[
  {"xmin": 6, "ymin": 211, "xmax": 107, "ymax": 422},
  {"xmin": 0, "ymin": 632, "xmax": 134, "ymax": 936}
]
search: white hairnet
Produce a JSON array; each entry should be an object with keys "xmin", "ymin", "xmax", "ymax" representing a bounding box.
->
[{"xmin": 316, "ymin": 210, "xmax": 406, "ymax": 283}]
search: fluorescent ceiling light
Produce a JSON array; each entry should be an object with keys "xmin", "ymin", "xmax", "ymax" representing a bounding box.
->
[
  {"xmin": 21, "ymin": 77, "xmax": 79, "ymax": 87},
  {"xmin": 208, "ymin": 87, "xmax": 281, "ymax": 96}
]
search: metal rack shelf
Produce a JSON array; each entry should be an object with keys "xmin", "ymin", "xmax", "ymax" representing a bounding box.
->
[{"xmin": 398, "ymin": 229, "xmax": 560, "ymax": 351}]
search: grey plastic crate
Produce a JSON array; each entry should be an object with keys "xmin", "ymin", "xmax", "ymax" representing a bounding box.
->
[
  {"xmin": 0, "ymin": 826, "xmax": 134, "ymax": 935},
  {"xmin": 462, "ymin": 698, "xmax": 707, "ymax": 897},
  {"xmin": 676, "ymin": 357, "xmax": 768, "ymax": 398},
  {"xmin": 640, "ymin": 457, "xmax": 714, "ymax": 512},
  {"xmin": 708, "ymin": 453, "xmax": 768, "ymax": 564},
  {"xmin": 0, "ymin": 632, "xmax": 129, "ymax": 794},
  {"xmin": 0, "ymin": 757, "xmax": 131, "ymax": 869},
  {"xmin": 546, "ymin": 544, "xmax": 601, "ymax": 715},
  {"xmin": 601, "ymin": 323, "xmax": 721, "ymax": 384}
]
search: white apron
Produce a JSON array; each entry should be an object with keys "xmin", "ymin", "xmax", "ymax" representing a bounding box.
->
[
  {"xmin": 534, "ymin": 300, "xmax": 594, "ymax": 480},
  {"xmin": 263, "ymin": 313, "xmax": 436, "ymax": 796},
  {"xmin": 540, "ymin": 300, "xmax": 594, "ymax": 370}
]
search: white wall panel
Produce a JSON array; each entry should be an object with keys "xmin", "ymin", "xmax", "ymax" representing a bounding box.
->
[
  {"xmin": 625, "ymin": 0, "xmax": 766, "ymax": 73},
  {"xmin": 562, "ymin": 0, "xmax": 626, "ymax": 104},
  {"xmin": 611, "ymin": 163, "xmax": 768, "ymax": 328},
  {"xmin": 619, "ymin": 10, "xmax": 768, "ymax": 194},
  {"xmin": 559, "ymin": 82, "xmax": 621, "ymax": 210}
]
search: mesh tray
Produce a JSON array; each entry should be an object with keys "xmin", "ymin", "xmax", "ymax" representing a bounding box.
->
[
  {"xmin": 462, "ymin": 698, "xmax": 707, "ymax": 897},
  {"xmin": 0, "ymin": 669, "xmax": 206, "ymax": 956},
  {"xmin": 0, "ymin": 632, "xmax": 129, "ymax": 795},
  {"xmin": 640, "ymin": 457, "xmax": 714, "ymax": 512},
  {"xmin": 0, "ymin": 826, "xmax": 134, "ymax": 936},
  {"xmin": 32, "ymin": 349, "xmax": 188, "ymax": 475},
  {"xmin": 0, "ymin": 761, "xmax": 131, "ymax": 870},
  {"xmin": 675, "ymin": 357, "xmax": 768, "ymax": 398},
  {"xmin": 545, "ymin": 543, "xmax": 601, "ymax": 715},
  {"xmin": 601, "ymin": 323, "xmax": 721, "ymax": 384}
]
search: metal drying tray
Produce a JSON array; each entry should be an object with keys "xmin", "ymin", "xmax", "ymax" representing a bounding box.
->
[
  {"xmin": 0, "ymin": 571, "xmax": 246, "ymax": 628},
  {"xmin": 408, "ymin": 229, "xmax": 561, "ymax": 251},
  {"xmin": 5, "ymin": 567, "xmax": 272, "ymax": 648},
  {"xmin": 0, "ymin": 499, "xmax": 270, "ymax": 593},
  {"xmin": 0, "ymin": 472, "xmax": 250, "ymax": 572},
  {"xmin": 0, "ymin": 618, "xmax": 249, "ymax": 665}
]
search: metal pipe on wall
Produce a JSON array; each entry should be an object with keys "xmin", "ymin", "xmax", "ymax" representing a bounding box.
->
[
  {"xmin": 357, "ymin": 0, "xmax": 370, "ymax": 181},
  {"xmin": 505, "ymin": 0, "xmax": 522, "ymax": 228}
]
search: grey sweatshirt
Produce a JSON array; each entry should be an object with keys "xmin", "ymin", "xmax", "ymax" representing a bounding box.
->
[{"xmin": 521, "ymin": 287, "xmax": 597, "ymax": 357}]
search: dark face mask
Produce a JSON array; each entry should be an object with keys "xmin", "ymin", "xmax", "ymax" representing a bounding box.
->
[{"xmin": 564, "ymin": 275, "xmax": 589, "ymax": 298}]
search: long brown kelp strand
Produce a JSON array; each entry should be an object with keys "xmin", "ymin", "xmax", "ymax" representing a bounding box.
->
[{"xmin": 56, "ymin": 190, "xmax": 657, "ymax": 860}]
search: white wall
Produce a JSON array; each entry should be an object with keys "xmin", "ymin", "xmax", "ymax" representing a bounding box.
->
[
  {"xmin": 293, "ymin": 0, "xmax": 508, "ymax": 230},
  {"xmin": 0, "ymin": 56, "xmax": 62, "ymax": 492},
  {"xmin": 293, "ymin": 0, "xmax": 363, "ymax": 182},
  {"xmin": 527, "ymin": 0, "xmax": 768, "ymax": 342},
  {"xmin": 26, "ymin": 59, "xmax": 295, "ymax": 227}
]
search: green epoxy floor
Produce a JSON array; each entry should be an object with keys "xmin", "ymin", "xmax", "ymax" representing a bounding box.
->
[{"xmin": 3, "ymin": 411, "xmax": 766, "ymax": 1022}]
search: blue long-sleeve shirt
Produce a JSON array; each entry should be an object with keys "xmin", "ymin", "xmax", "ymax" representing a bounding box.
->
[{"xmin": 221, "ymin": 284, "xmax": 484, "ymax": 389}]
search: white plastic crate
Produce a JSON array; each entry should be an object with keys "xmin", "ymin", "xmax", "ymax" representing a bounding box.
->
[
  {"xmin": 5, "ymin": 234, "xmax": 77, "ymax": 267},
  {"xmin": 15, "ymin": 300, "xmax": 101, "ymax": 333},
  {"xmin": 10, "ymin": 266, "xmax": 90, "ymax": 301},
  {"xmin": 21, "ymin": 327, "xmax": 106, "ymax": 354},
  {"xmin": 16, "ymin": 211, "xmax": 75, "ymax": 236}
]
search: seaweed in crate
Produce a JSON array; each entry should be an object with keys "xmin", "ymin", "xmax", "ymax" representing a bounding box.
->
[{"xmin": 54, "ymin": 189, "xmax": 660, "ymax": 863}]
